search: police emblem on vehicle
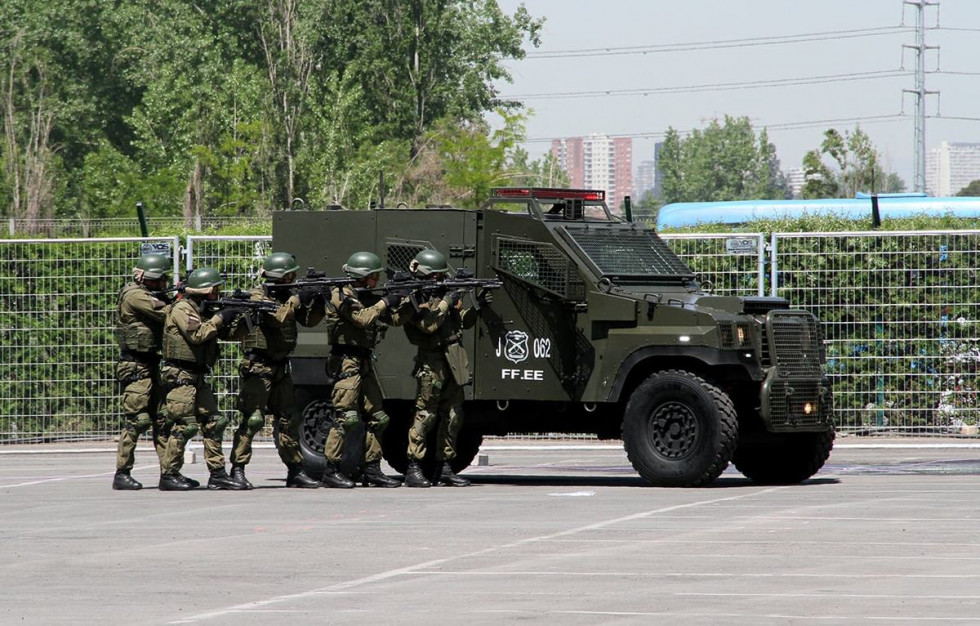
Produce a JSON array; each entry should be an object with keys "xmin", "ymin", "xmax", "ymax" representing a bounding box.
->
[{"xmin": 501, "ymin": 330, "xmax": 529, "ymax": 364}]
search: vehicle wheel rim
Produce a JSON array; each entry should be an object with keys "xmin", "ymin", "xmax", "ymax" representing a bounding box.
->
[
  {"xmin": 301, "ymin": 399, "xmax": 332, "ymax": 454},
  {"xmin": 649, "ymin": 401, "xmax": 698, "ymax": 458}
]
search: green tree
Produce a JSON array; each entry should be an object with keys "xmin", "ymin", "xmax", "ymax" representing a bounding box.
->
[
  {"xmin": 801, "ymin": 126, "xmax": 906, "ymax": 199},
  {"xmin": 659, "ymin": 116, "xmax": 788, "ymax": 204},
  {"xmin": 955, "ymin": 179, "xmax": 980, "ymax": 197}
]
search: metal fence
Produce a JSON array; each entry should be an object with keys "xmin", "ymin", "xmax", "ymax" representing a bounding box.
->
[
  {"xmin": 772, "ymin": 230, "xmax": 980, "ymax": 434},
  {"xmin": 1, "ymin": 230, "xmax": 978, "ymax": 442},
  {"xmin": 0, "ymin": 237, "xmax": 180, "ymax": 442},
  {"xmin": 661, "ymin": 233, "xmax": 765, "ymax": 297}
]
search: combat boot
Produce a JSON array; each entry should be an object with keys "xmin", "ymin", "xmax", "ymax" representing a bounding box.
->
[
  {"xmin": 436, "ymin": 461, "xmax": 470, "ymax": 487},
  {"xmin": 230, "ymin": 464, "xmax": 254, "ymax": 490},
  {"xmin": 319, "ymin": 462, "xmax": 355, "ymax": 489},
  {"xmin": 159, "ymin": 473, "xmax": 193, "ymax": 491},
  {"xmin": 286, "ymin": 464, "xmax": 319, "ymax": 489},
  {"xmin": 208, "ymin": 467, "xmax": 247, "ymax": 490},
  {"xmin": 361, "ymin": 461, "xmax": 401, "ymax": 488},
  {"xmin": 404, "ymin": 461, "xmax": 431, "ymax": 488},
  {"xmin": 112, "ymin": 470, "xmax": 142, "ymax": 491},
  {"xmin": 176, "ymin": 473, "xmax": 200, "ymax": 489}
]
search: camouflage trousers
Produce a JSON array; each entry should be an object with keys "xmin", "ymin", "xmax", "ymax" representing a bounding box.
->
[
  {"xmin": 231, "ymin": 357, "xmax": 302, "ymax": 467},
  {"xmin": 158, "ymin": 364, "xmax": 229, "ymax": 474},
  {"xmin": 115, "ymin": 359, "xmax": 167, "ymax": 472},
  {"xmin": 326, "ymin": 354, "xmax": 388, "ymax": 464},
  {"xmin": 408, "ymin": 354, "xmax": 465, "ymax": 462}
]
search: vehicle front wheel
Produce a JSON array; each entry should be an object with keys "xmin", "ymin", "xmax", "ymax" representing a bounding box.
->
[
  {"xmin": 622, "ymin": 370, "xmax": 738, "ymax": 487},
  {"xmin": 733, "ymin": 427, "xmax": 835, "ymax": 485}
]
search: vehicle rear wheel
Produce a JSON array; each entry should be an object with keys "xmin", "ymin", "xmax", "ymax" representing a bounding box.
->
[
  {"xmin": 286, "ymin": 387, "xmax": 364, "ymax": 481},
  {"xmin": 622, "ymin": 370, "xmax": 738, "ymax": 487},
  {"xmin": 733, "ymin": 427, "xmax": 835, "ymax": 485}
]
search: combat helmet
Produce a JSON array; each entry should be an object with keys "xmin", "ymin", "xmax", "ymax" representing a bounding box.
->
[
  {"xmin": 342, "ymin": 251, "xmax": 384, "ymax": 279},
  {"xmin": 134, "ymin": 253, "xmax": 172, "ymax": 281},
  {"xmin": 262, "ymin": 252, "xmax": 301, "ymax": 280},
  {"xmin": 410, "ymin": 249, "xmax": 449, "ymax": 277},
  {"xmin": 184, "ymin": 267, "xmax": 224, "ymax": 296}
]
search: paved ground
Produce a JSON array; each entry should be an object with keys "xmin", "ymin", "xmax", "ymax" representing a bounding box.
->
[{"xmin": 2, "ymin": 437, "xmax": 980, "ymax": 625}]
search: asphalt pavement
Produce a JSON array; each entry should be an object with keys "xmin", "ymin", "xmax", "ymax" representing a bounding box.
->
[{"xmin": 2, "ymin": 437, "xmax": 980, "ymax": 625}]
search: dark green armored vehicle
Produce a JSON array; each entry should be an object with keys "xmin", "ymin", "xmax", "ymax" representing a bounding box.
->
[{"xmin": 274, "ymin": 187, "xmax": 834, "ymax": 487}]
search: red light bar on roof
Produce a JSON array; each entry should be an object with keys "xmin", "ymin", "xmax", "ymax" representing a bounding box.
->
[{"xmin": 491, "ymin": 187, "xmax": 605, "ymax": 201}]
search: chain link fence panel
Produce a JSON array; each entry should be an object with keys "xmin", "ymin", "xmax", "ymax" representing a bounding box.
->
[
  {"xmin": 773, "ymin": 230, "xmax": 980, "ymax": 435},
  {"xmin": 0, "ymin": 237, "xmax": 180, "ymax": 442},
  {"xmin": 661, "ymin": 233, "xmax": 765, "ymax": 297}
]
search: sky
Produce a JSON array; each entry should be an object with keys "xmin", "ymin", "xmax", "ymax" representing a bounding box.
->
[{"xmin": 493, "ymin": 0, "xmax": 980, "ymax": 189}]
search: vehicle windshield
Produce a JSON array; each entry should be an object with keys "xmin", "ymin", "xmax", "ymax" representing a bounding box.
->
[{"xmin": 561, "ymin": 226, "xmax": 695, "ymax": 283}]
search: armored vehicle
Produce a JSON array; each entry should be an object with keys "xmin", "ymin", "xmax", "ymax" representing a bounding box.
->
[{"xmin": 274, "ymin": 187, "xmax": 834, "ymax": 487}]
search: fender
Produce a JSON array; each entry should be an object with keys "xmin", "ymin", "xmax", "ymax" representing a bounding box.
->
[{"xmin": 605, "ymin": 345, "xmax": 763, "ymax": 403}]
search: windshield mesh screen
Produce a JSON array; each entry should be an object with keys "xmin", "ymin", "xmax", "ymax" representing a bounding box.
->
[{"xmin": 563, "ymin": 228, "xmax": 694, "ymax": 277}]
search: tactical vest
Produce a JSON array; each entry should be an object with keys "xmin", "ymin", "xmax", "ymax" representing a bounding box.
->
[
  {"xmin": 404, "ymin": 295, "xmax": 464, "ymax": 354},
  {"xmin": 162, "ymin": 299, "xmax": 219, "ymax": 366},
  {"xmin": 116, "ymin": 283, "xmax": 165, "ymax": 352},
  {"xmin": 329, "ymin": 287, "xmax": 383, "ymax": 349},
  {"xmin": 241, "ymin": 287, "xmax": 297, "ymax": 358}
]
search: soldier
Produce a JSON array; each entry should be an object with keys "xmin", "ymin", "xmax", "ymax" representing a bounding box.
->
[
  {"xmin": 399, "ymin": 249, "xmax": 491, "ymax": 488},
  {"xmin": 158, "ymin": 267, "xmax": 245, "ymax": 491},
  {"xmin": 112, "ymin": 253, "xmax": 173, "ymax": 491},
  {"xmin": 229, "ymin": 252, "xmax": 324, "ymax": 489},
  {"xmin": 321, "ymin": 251, "xmax": 405, "ymax": 489}
]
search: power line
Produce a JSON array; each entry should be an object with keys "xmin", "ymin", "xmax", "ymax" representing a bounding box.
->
[
  {"xmin": 525, "ymin": 26, "xmax": 911, "ymax": 59},
  {"xmin": 503, "ymin": 70, "xmax": 912, "ymax": 100}
]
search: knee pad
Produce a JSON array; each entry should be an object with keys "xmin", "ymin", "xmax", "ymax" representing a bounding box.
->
[
  {"xmin": 133, "ymin": 412, "xmax": 153, "ymax": 434},
  {"xmin": 339, "ymin": 410, "xmax": 361, "ymax": 430},
  {"xmin": 368, "ymin": 411, "xmax": 390, "ymax": 433},
  {"xmin": 246, "ymin": 411, "xmax": 265, "ymax": 436},
  {"xmin": 182, "ymin": 422, "xmax": 200, "ymax": 440},
  {"xmin": 211, "ymin": 414, "xmax": 231, "ymax": 440}
]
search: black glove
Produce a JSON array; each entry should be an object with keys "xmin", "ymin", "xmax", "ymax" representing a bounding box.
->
[
  {"xmin": 382, "ymin": 292, "xmax": 403, "ymax": 308},
  {"xmin": 443, "ymin": 290, "xmax": 465, "ymax": 308},
  {"xmin": 216, "ymin": 308, "xmax": 242, "ymax": 325},
  {"xmin": 296, "ymin": 286, "xmax": 320, "ymax": 307},
  {"xmin": 477, "ymin": 288, "xmax": 495, "ymax": 305}
]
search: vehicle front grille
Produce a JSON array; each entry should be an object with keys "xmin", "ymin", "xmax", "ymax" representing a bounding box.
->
[
  {"xmin": 767, "ymin": 379, "xmax": 825, "ymax": 429},
  {"xmin": 763, "ymin": 310, "xmax": 828, "ymax": 431},
  {"xmin": 766, "ymin": 311, "xmax": 823, "ymax": 377}
]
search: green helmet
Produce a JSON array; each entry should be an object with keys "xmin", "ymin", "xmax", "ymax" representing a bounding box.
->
[
  {"xmin": 134, "ymin": 254, "xmax": 171, "ymax": 281},
  {"xmin": 186, "ymin": 267, "xmax": 224, "ymax": 290},
  {"xmin": 262, "ymin": 252, "xmax": 301, "ymax": 280},
  {"xmin": 410, "ymin": 249, "xmax": 449, "ymax": 277},
  {"xmin": 343, "ymin": 251, "xmax": 384, "ymax": 278}
]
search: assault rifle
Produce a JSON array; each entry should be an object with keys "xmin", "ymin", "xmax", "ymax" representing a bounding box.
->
[
  {"xmin": 388, "ymin": 268, "xmax": 502, "ymax": 312},
  {"xmin": 263, "ymin": 267, "xmax": 356, "ymax": 302},
  {"xmin": 203, "ymin": 288, "xmax": 279, "ymax": 331}
]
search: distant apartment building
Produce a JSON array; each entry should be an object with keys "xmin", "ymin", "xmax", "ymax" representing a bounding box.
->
[
  {"xmin": 926, "ymin": 141, "xmax": 980, "ymax": 196},
  {"xmin": 786, "ymin": 167, "xmax": 806, "ymax": 198},
  {"xmin": 551, "ymin": 134, "xmax": 633, "ymax": 210},
  {"xmin": 635, "ymin": 160, "xmax": 655, "ymax": 199}
]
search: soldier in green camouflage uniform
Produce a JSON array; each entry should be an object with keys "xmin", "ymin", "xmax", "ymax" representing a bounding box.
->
[
  {"xmin": 112, "ymin": 253, "xmax": 173, "ymax": 491},
  {"xmin": 398, "ymin": 249, "xmax": 491, "ymax": 488},
  {"xmin": 158, "ymin": 267, "xmax": 247, "ymax": 491},
  {"xmin": 321, "ymin": 251, "xmax": 405, "ymax": 489},
  {"xmin": 230, "ymin": 252, "xmax": 324, "ymax": 489}
]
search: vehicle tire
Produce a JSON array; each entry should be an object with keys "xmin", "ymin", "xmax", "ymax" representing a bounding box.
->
[
  {"xmin": 733, "ymin": 427, "xmax": 835, "ymax": 485},
  {"xmin": 622, "ymin": 370, "xmax": 738, "ymax": 487},
  {"xmin": 380, "ymin": 403, "xmax": 483, "ymax": 477},
  {"xmin": 284, "ymin": 386, "xmax": 364, "ymax": 481}
]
